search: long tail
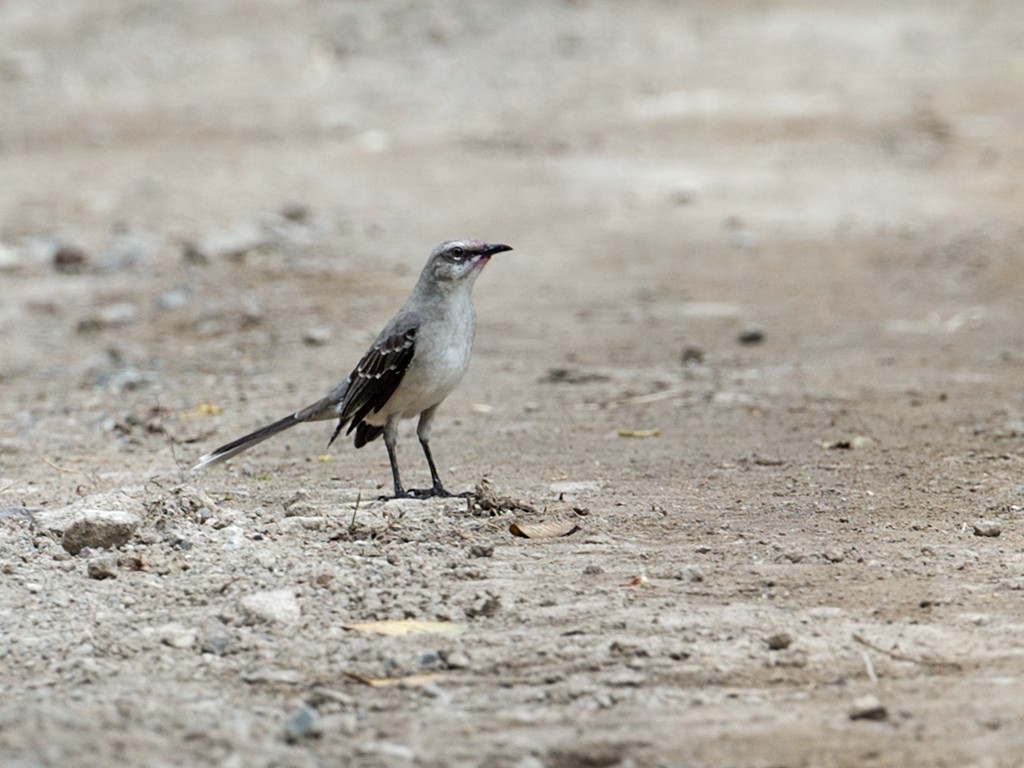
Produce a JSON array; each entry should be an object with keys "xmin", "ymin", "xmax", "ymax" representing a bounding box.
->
[{"xmin": 192, "ymin": 393, "xmax": 342, "ymax": 471}]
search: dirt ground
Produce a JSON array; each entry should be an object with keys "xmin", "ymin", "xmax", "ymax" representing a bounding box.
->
[{"xmin": 2, "ymin": 1, "xmax": 1024, "ymax": 766}]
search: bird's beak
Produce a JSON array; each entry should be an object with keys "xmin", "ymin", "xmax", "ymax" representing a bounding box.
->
[{"xmin": 483, "ymin": 243, "xmax": 512, "ymax": 256}]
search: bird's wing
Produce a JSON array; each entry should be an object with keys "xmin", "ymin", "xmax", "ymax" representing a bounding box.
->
[{"xmin": 337, "ymin": 321, "xmax": 418, "ymax": 433}]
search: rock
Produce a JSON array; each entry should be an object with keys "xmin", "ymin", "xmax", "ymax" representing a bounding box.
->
[
  {"xmin": 681, "ymin": 346, "xmax": 705, "ymax": 365},
  {"xmin": 766, "ymin": 632, "xmax": 793, "ymax": 650},
  {"xmin": 157, "ymin": 288, "xmax": 192, "ymax": 310},
  {"xmin": 62, "ymin": 509, "xmax": 142, "ymax": 554},
  {"xmin": 824, "ymin": 548, "xmax": 845, "ymax": 563},
  {"xmin": 284, "ymin": 704, "xmax": 321, "ymax": 742},
  {"xmin": 53, "ymin": 244, "xmax": 89, "ymax": 274},
  {"xmin": 440, "ymin": 649, "xmax": 471, "ymax": 670},
  {"xmin": 239, "ymin": 589, "xmax": 300, "ymax": 626},
  {"xmin": 973, "ymin": 520, "xmax": 1002, "ymax": 538},
  {"xmin": 158, "ymin": 623, "xmax": 198, "ymax": 649},
  {"xmin": 302, "ymin": 326, "xmax": 332, "ymax": 346},
  {"xmin": 199, "ymin": 626, "xmax": 236, "ymax": 656},
  {"xmin": 282, "ymin": 490, "xmax": 316, "ymax": 517},
  {"xmin": 77, "ymin": 302, "xmax": 140, "ymax": 333},
  {"xmin": 737, "ymin": 324, "xmax": 765, "ymax": 345},
  {"xmin": 0, "ymin": 242, "xmax": 24, "ymax": 272},
  {"xmin": 849, "ymin": 694, "xmax": 888, "ymax": 721},
  {"xmin": 675, "ymin": 566, "xmax": 704, "ymax": 582},
  {"xmin": 468, "ymin": 544, "xmax": 494, "ymax": 559},
  {"xmin": 86, "ymin": 554, "xmax": 119, "ymax": 580}
]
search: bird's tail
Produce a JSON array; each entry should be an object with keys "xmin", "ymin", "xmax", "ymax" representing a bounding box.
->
[{"xmin": 192, "ymin": 394, "xmax": 341, "ymax": 471}]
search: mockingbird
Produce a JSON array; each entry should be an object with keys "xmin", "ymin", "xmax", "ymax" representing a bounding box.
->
[{"xmin": 193, "ymin": 238, "xmax": 511, "ymax": 498}]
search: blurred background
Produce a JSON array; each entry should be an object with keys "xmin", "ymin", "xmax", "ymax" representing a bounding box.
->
[{"xmin": 1, "ymin": 0, "xmax": 1022, "ymax": 476}]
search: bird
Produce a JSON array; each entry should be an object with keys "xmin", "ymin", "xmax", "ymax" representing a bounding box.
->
[{"xmin": 192, "ymin": 238, "xmax": 511, "ymax": 498}]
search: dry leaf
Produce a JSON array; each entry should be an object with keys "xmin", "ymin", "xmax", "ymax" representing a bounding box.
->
[
  {"xmin": 181, "ymin": 403, "xmax": 223, "ymax": 418},
  {"xmin": 509, "ymin": 520, "xmax": 580, "ymax": 539},
  {"xmin": 343, "ymin": 619, "xmax": 466, "ymax": 637},
  {"xmin": 344, "ymin": 672, "xmax": 444, "ymax": 688},
  {"xmin": 622, "ymin": 575, "xmax": 652, "ymax": 588},
  {"xmin": 618, "ymin": 428, "xmax": 660, "ymax": 438}
]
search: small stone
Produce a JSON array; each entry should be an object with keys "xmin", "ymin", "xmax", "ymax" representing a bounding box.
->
[
  {"xmin": 282, "ymin": 490, "xmax": 316, "ymax": 517},
  {"xmin": 582, "ymin": 564, "xmax": 604, "ymax": 575},
  {"xmin": 766, "ymin": 632, "xmax": 793, "ymax": 651},
  {"xmin": 62, "ymin": 509, "xmax": 141, "ymax": 555},
  {"xmin": 77, "ymin": 302, "xmax": 140, "ymax": 333},
  {"xmin": 284, "ymin": 704, "xmax": 321, "ymax": 742},
  {"xmin": 302, "ymin": 326, "xmax": 332, "ymax": 346},
  {"xmin": 849, "ymin": 694, "xmax": 888, "ymax": 721},
  {"xmin": 737, "ymin": 325, "xmax": 765, "ymax": 345},
  {"xmin": 281, "ymin": 203, "xmax": 311, "ymax": 223},
  {"xmin": 53, "ymin": 244, "xmax": 89, "ymax": 274},
  {"xmin": 441, "ymin": 649, "xmax": 471, "ymax": 669},
  {"xmin": 973, "ymin": 520, "xmax": 1002, "ymax": 538},
  {"xmin": 239, "ymin": 589, "xmax": 301, "ymax": 626},
  {"xmin": 87, "ymin": 555, "xmax": 119, "ymax": 580},
  {"xmin": 468, "ymin": 544, "xmax": 494, "ymax": 559},
  {"xmin": 199, "ymin": 627, "xmax": 235, "ymax": 656},
  {"xmin": 158, "ymin": 622, "xmax": 198, "ymax": 649},
  {"xmin": 824, "ymin": 548, "xmax": 845, "ymax": 563},
  {"xmin": 676, "ymin": 566, "xmax": 704, "ymax": 582},
  {"xmin": 681, "ymin": 346, "xmax": 704, "ymax": 365},
  {"xmin": 157, "ymin": 288, "xmax": 192, "ymax": 310}
]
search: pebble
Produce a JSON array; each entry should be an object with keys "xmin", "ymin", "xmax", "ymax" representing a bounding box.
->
[
  {"xmin": 737, "ymin": 324, "xmax": 765, "ymax": 345},
  {"xmin": 468, "ymin": 544, "xmax": 494, "ymax": 559},
  {"xmin": 158, "ymin": 623, "xmax": 198, "ymax": 649},
  {"xmin": 441, "ymin": 649, "xmax": 471, "ymax": 670},
  {"xmin": 824, "ymin": 548, "xmax": 845, "ymax": 563},
  {"xmin": 239, "ymin": 589, "xmax": 301, "ymax": 626},
  {"xmin": 849, "ymin": 694, "xmax": 888, "ymax": 721},
  {"xmin": 284, "ymin": 704, "xmax": 320, "ymax": 742},
  {"xmin": 973, "ymin": 520, "xmax": 1002, "ymax": 538},
  {"xmin": 52, "ymin": 244, "xmax": 89, "ymax": 274},
  {"xmin": 77, "ymin": 302, "xmax": 140, "ymax": 333},
  {"xmin": 675, "ymin": 566, "xmax": 704, "ymax": 582},
  {"xmin": 766, "ymin": 632, "xmax": 793, "ymax": 650},
  {"xmin": 87, "ymin": 555, "xmax": 119, "ymax": 580},
  {"xmin": 62, "ymin": 509, "xmax": 142, "ymax": 555},
  {"xmin": 302, "ymin": 326, "xmax": 332, "ymax": 346},
  {"xmin": 157, "ymin": 288, "xmax": 192, "ymax": 310}
]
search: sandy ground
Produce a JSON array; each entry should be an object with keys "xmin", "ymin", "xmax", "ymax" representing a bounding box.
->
[{"xmin": 2, "ymin": 1, "xmax": 1024, "ymax": 766}]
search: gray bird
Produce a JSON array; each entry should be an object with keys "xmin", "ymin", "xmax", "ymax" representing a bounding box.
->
[{"xmin": 192, "ymin": 239, "xmax": 511, "ymax": 498}]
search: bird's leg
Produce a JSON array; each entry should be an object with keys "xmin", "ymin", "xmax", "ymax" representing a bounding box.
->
[
  {"xmin": 382, "ymin": 420, "xmax": 408, "ymax": 499},
  {"xmin": 419, "ymin": 437, "xmax": 451, "ymax": 497},
  {"xmin": 416, "ymin": 407, "xmax": 470, "ymax": 498},
  {"xmin": 413, "ymin": 406, "xmax": 448, "ymax": 497}
]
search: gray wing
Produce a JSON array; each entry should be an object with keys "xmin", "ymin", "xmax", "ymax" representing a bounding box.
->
[{"xmin": 328, "ymin": 320, "xmax": 417, "ymax": 445}]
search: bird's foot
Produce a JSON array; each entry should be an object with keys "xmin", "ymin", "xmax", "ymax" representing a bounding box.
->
[{"xmin": 381, "ymin": 486, "xmax": 471, "ymax": 500}]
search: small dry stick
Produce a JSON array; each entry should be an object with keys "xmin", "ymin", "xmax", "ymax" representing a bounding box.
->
[
  {"xmin": 349, "ymin": 492, "xmax": 362, "ymax": 530},
  {"xmin": 853, "ymin": 633, "xmax": 961, "ymax": 671},
  {"xmin": 861, "ymin": 650, "xmax": 879, "ymax": 684}
]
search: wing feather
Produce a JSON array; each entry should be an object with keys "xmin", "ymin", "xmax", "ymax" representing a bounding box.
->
[{"xmin": 339, "ymin": 325, "xmax": 417, "ymax": 433}]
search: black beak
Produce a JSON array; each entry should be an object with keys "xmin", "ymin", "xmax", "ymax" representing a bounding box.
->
[{"xmin": 483, "ymin": 243, "xmax": 512, "ymax": 256}]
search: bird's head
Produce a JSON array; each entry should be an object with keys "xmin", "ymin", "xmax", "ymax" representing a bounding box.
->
[{"xmin": 424, "ymin": 239, "xmax": 512, "ymax": 288}]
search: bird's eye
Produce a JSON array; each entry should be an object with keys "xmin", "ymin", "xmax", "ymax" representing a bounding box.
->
[{"xmin": 448, "ymin": 246, "xmax": 466, "ymax": 260}]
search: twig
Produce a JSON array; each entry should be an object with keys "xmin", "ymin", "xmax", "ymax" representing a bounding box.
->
[
  {"xmin": 853, "ymin": 633, "xmax": 961, "ymax": 671},
  {"xmin": 41, "ymin": 457, "xmax": 89, "ymax": 475},
  {"xmin": 860, "ymin": 650, "xmax": 878, "ymax": 684},
  {"xmin": 574, "ymin": 385, "xmax": 688, "ymax": 411},
  {"xmin": 349, "ymin": 492, "xmax": 361, "ymax": 531}
]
